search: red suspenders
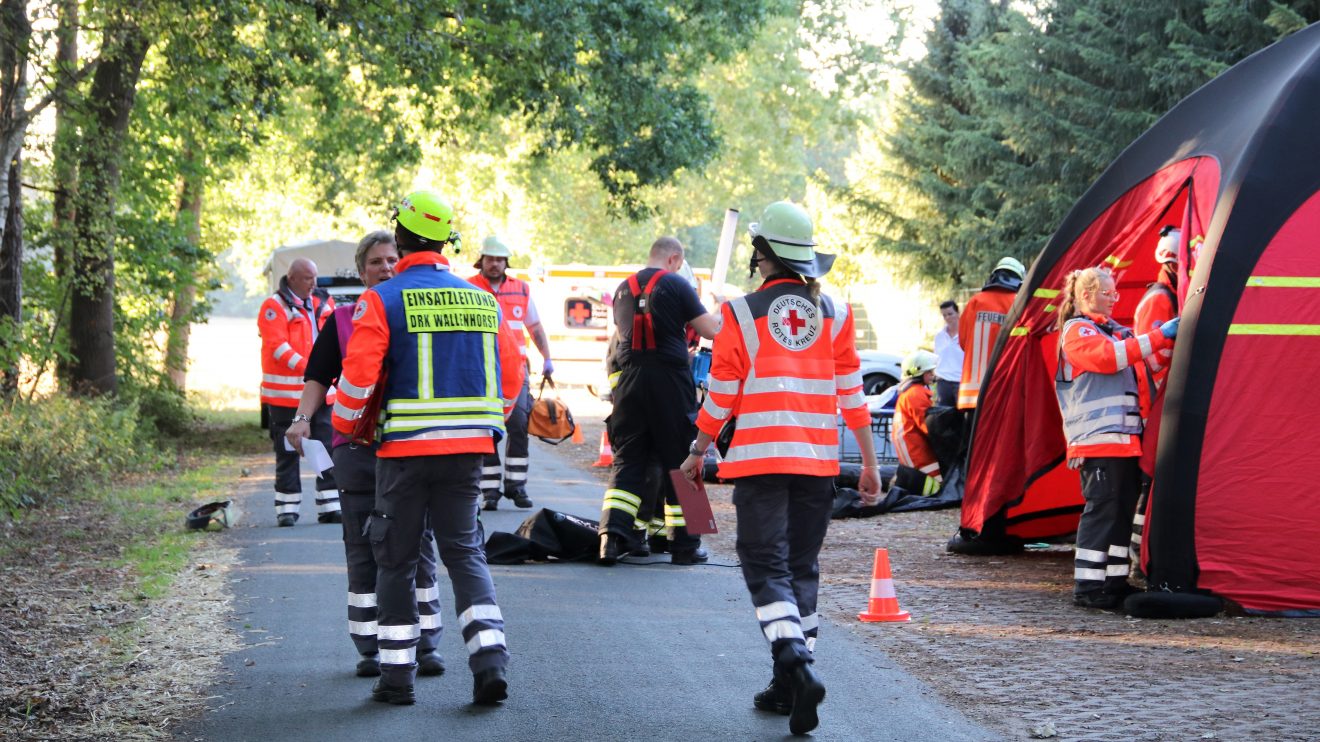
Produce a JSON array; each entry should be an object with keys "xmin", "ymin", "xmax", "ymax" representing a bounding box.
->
[{"xmin": 627, "ymin": 270, "xmax": 669, "ymax": 352}]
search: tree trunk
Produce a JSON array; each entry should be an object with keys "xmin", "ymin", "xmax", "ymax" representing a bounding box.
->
[
  {"xmin": 52, "ymin": 0, "xmax": 80, "ymax": 387},
  {"xmin": 66, "ymin": 28, "xmax": 149, "ymax": 396},
  {"xmin": 0, "ymin": 0, "xmax": 29, "ymax": 398},
  {"xmin": 0, "ymin": 150, "xmax": 19, "ymax": 397},
  {"xmin": 165, "ymin": 171, "xmax": 203, "ymax": 390}
]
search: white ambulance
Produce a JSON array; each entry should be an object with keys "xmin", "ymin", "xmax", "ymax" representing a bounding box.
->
[{"xmin": 503, "ymin": 264, "xmax": 734, "ymax": 395}]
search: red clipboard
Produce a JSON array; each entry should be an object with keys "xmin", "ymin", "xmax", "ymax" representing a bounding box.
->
[{"xmin": 670, "ymin": 470, "xmax": 717, "ymax": 535}]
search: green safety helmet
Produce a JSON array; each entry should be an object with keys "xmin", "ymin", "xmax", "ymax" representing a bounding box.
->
[
  {"xmin": 748, "ymin": 201, "xmax": 835, "ymax": 278},
  {"xmin": 992, "ymin": 256, "xmax": 1026, "ymax": 280},
  {"xmin": 902, "ymin": 350, "xmax": 938, "ymax": 379},
  {"xmin": 394, "ymin": 190, "xmax": 455, "ymax": 244}
]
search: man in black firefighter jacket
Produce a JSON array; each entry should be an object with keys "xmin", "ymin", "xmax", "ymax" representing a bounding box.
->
[{"xmin": 597, "ymin": 237, "xmax": 721, "ymax": 565}]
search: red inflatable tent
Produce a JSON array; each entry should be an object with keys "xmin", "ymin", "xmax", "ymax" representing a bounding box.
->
[{"xmin": 961, "ymin": 23, "xmax": 1320, "ymax": 616}]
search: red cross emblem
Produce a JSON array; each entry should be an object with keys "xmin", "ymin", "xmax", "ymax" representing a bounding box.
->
[
  {"xmin": 783, "ymin": 309, "xmax": 807, "ymax": 335},
  {"xmin": 567, "ymin": 300, "xmax": 592, "ymax": 325}
]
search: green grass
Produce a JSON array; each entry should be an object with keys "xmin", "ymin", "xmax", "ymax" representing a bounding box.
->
[{"xmin": 104, "ymin": 407, "xmax": 267, "ymax": 600}]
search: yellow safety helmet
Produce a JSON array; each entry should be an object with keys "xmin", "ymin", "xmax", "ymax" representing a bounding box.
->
[{"xmin": 394, "ymin": 190, "xmax": 455, "ymax": 244}]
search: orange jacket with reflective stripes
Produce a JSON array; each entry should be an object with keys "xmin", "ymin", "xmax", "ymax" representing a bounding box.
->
[
  {"xmin": 958, "ymin": 287, "xmax": 1015, "ymax": 410},
  {"xmin": 695, "ymin": 278, "xmax": 869, "ymax": 479},
  {"xmin": 258, "ymin": 287, "xmax": 334, "ymax": 407},
  {"xmin": 1133, "ymin": 272, "xmax": 1177, "ymax": 395},
  {"xmin": 469, "ymin": 273, "xmax": 536, "ymax": 359},
  {"xmin": 892, "ymin": 380, "xmax": 941, "ymax": 480},
  {"xmin": 1058, "ymin": 312, "xmax": 1172, "ymax": 460}
]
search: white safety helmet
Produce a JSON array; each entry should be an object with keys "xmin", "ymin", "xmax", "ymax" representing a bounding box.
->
[
  {"xmin": 902, "ymin": 350, "xmax": 938, "ymax": 379},
  {"xmin": 1155, "ymin": 227, "xmax": 1180, "ymax": 265}
]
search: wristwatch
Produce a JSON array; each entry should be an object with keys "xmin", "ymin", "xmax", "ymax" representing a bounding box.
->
[
  {"xmin": 291, "ymin": 413, "xmax": 311, "ymax": 424},
  {"xmin": 688, "ymin": 440, "xmax": 705, "ymax": 456}
]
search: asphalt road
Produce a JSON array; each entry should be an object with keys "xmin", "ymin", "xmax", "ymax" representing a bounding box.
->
[{"xmin": 180, "ymin": 445, "xmax": 998, "ymax": 742}]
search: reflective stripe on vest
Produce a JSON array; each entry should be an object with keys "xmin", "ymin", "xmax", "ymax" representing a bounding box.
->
[
  {"xmin": 1055, "ymin": 317, "xmax": 1143, "ymax": 447},
  {"xmin": 627, "ymin": 270, "xmax": 669, "ymax": 352}
]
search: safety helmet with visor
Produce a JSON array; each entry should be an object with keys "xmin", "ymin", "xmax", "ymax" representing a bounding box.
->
[
  {"xmin": 1155, "ymin": 226, "xmax": 1181, "ymax": 265},
  {"xmin": 748, "ymin": 201, "xmax": 835, "ymax": 279},
  {"xmin": 902, "ymin": 350, "xmax": 939, "ymax": 379}
]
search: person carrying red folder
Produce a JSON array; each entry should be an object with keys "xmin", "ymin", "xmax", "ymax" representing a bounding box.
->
[{"xmin": 679, "ymin": 201, "xmax": 880, "ymax": 736}]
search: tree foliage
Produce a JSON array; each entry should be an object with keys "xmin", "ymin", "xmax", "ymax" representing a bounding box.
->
[
  {"xmin": 11, "ymin": 0, "xmax": 791, "ymax": 398},
  {"xmin": 853, "ymin": 0, "xmax": 1320, "ymax": 291}
]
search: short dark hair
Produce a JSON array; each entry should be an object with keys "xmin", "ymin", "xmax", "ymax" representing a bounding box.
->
[
  {"xmin": 939, "ymin": 300, "xmax": 959, "ymax": 312},
  {"xmin": 394, "ymin": 223, "xmax": 441, "ymax": 254}
]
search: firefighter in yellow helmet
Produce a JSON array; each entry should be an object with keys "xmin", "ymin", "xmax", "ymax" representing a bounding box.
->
[{"xmin": 332, "ymin": 190, "xmax": 511, "ymax": 707}]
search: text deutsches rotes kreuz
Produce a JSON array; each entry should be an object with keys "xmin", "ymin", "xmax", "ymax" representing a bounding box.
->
[{"xmin": 767, "ymin": 294, "xmax": 822, "ymax": 351}]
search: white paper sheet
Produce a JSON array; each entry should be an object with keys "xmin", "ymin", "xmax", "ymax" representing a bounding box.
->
[{"xmin": 283, "ymin": 436, "xmax": 335, "ymax": 474}]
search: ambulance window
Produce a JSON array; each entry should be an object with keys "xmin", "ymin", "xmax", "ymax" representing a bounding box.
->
[{"xmin": 565, "ymin": 297, "xmax": 608, "ymax": 329}]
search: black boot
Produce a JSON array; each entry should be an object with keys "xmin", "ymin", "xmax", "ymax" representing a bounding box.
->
[
  {"xmin": 629, "ymin": 530, "xmax": 651, "ymax": 557},
  {"xmin": 670, "ymin": 546, "xmax": 709, "ymax": 565},
  {"xmin": 788, "ymin": 662, "xmax": 826, "ymax": 735},
  {"xmin": 598, "ymin": 534, "xmax": 625, "ymax": 566},
  {"xmin": 753, "ymin": 671, "xmax": 792, "ymax": 715},
  {"xmin": 371, "ymin": 678, "xmax": 415, "ymax": 705},
  {"xmin": 418, "ymin": 651, "xmax": 446, "ymax": 677},
  {"xmin": 355, "ymin": 655, "xmax": 381, "ymax": 677},
  {"xmin": 472, "ymin": 667, "xmax": 508, "ymax": 705}
]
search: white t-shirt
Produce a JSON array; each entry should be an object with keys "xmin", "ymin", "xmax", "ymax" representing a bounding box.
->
[{"xmin": 933, "ymin": 326, "xmax": 963, "ymax": 381}]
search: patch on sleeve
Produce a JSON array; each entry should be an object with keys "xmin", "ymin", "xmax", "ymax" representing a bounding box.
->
[
  {"xmin": 264, "ymin": 307, "xmax": 276, "ymax": 321},
  {"xmin": 353, "ymin": 300, "xmax": 368, "ymax": 322},
  {"xmin": 1078, "ymin": 326, "xmax": 1096, "ymax": 337}
]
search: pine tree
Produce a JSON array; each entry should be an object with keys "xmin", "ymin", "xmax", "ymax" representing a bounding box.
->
[
  {"xmin": 851, "ymin": 0, "xmax": 1014, "ymax": 288},
  {"xmin": 858, "ymin": 0, "xmax": 1320, "ymax": 289}
]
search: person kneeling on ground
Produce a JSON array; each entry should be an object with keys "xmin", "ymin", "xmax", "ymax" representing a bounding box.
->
[{"xmin": 891, "ymin": 350, "xmax": 943, "ymax": 497}]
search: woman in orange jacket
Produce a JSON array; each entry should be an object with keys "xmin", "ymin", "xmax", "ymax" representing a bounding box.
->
[
  {"xmin": 891, "ymin": 350, "xmax": 943, "ymax": 496},
  {"xmin": 1055, "ymin": 267, "xmax": 1178, "ymax": 610}
]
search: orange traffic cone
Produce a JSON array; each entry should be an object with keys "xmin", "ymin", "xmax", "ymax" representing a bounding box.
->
[
  {"xmin": 858, "ymin": 548, "xmax": 911, "ymax": 622},
  {"xmin": 591, "ymin": 431, "xmax": 614, "ymax": 467},
  {"xmin": 571, "ymin": 423, "xmax": 585, "ymax": 445}
]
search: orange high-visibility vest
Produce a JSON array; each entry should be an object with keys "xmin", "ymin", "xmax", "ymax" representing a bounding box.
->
[
  {"xmin": 695, "ymin": 279, "xmax": 870, "ymax": 479},
  {"xmin": 1133, "ymin": 274, "xmax": 1177, "ymax": 395},
  {"xmin": 957, "ymin": 287, "xmax": 1015, "ymax": 410},
  {"xmin": 469, "ymin": 273, "xmax": 536, "ymax": 359},
  {"xmin": 892, "ymin": 380, "xmax": 941, "ymax": 480},
  {"xmin": 258, "ymin": 289, "xmax": 334, "ymax": 408}
]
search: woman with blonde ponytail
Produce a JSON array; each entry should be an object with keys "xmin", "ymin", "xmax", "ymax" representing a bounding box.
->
[{"xmin": 1055, "ymin": 266, "xmax": 1179, "ymax": 610}]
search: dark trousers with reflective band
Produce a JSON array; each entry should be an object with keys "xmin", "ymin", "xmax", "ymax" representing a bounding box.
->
[
  {"xmin": 732, "ymin": 473, "xmax": 834, "ymax": 670},
  {"xmin": 267, "ymin": 404, "xmax": 339, "ymax": 518},
  {"xmin": 1129, "ymin": 474, "xmax": 1153, "ymax": 582},
  {"xmin": 372, "ymin": 453, "xmax": 507, "ymax": 686},
  {"xmin": 600, "ymin": 363, "xmax": 700, "ymax": 552},
  {"xmin": 1074, "ymin": 456, "xmax": 1141, "ymax": 598},
  {"xmin": 333, "ymin": 444, "xmax": 440, "ymax": 657},
  {"xmin": 482, "ymin": 379, "xmax": 532, "ymax": 501}
]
